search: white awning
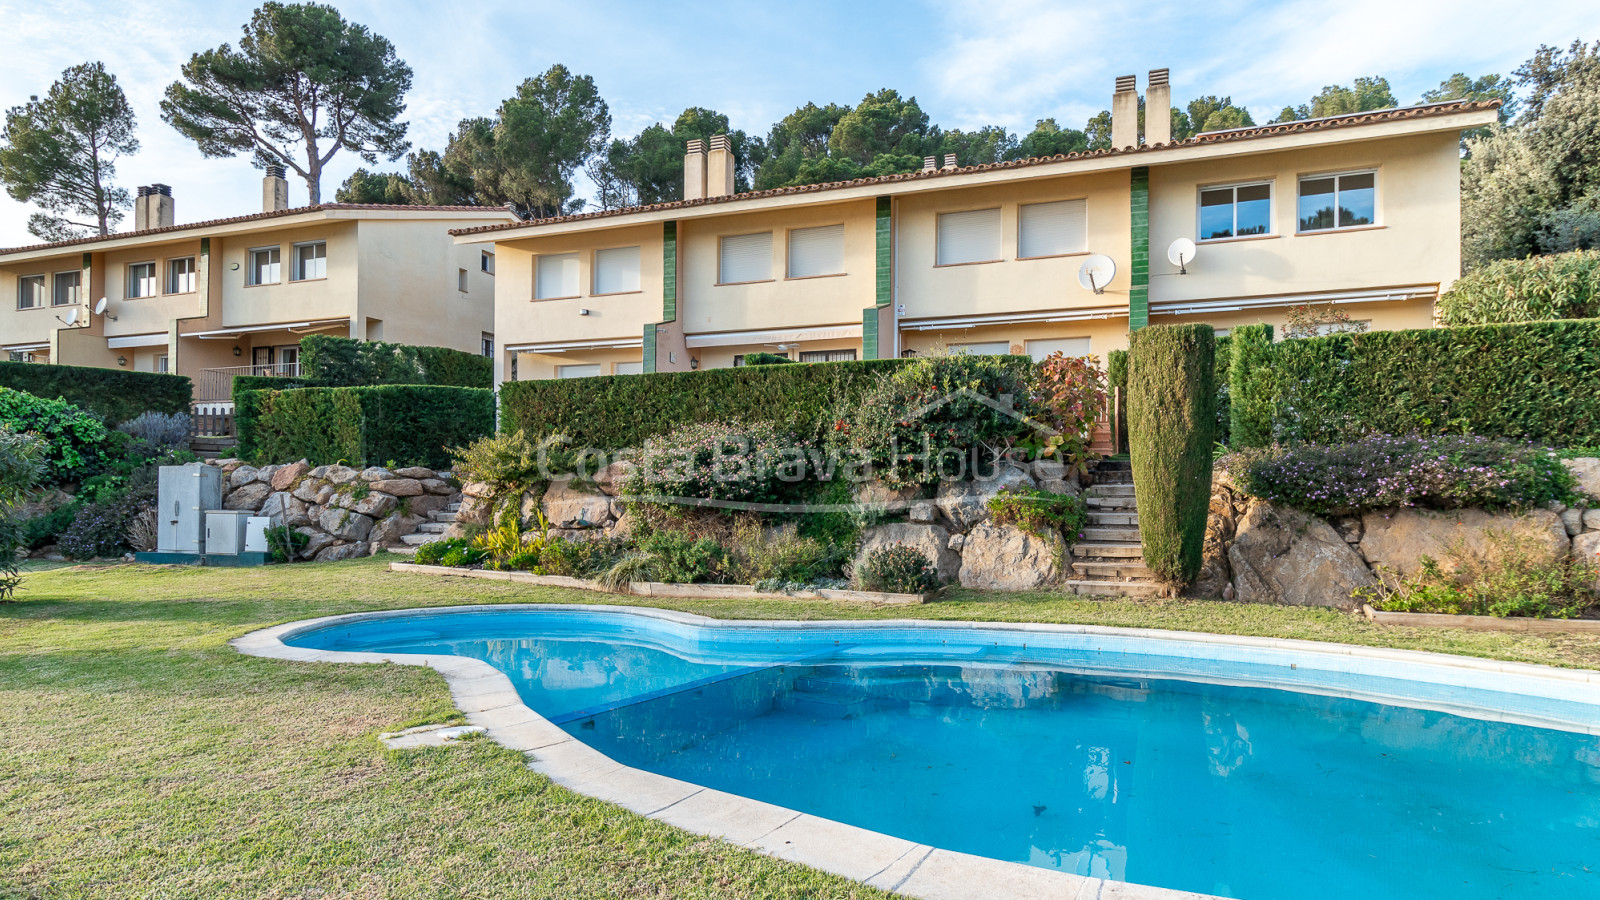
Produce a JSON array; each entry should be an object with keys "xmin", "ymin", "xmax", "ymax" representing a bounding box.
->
[
  {"xmin": 181, "ymin": 318, "xmax": 349, "ymax": 339},
  {"xmin": 1150, "ymin": 285, "xmax": 1437, "ymax": 317},
  {"xmin": 684, "ymin": 324, "xmax": 862, "ymax": 349},
  {"xmin": 506, "ymin": 336, "xmax": 644, "ymax": 354},
  {"xmin": 107, "ymin": 333, "xmax": 169, "ymax": 349},
  {"xmin": 2, "ymin": 342, "xmax": 50, "ymax": 352},
  {"xmin": 901, "ymin": 305, "xmax": 1128, "ymax": 331}
]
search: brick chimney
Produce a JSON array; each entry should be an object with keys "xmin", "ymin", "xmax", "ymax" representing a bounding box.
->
[
  {"xmin": 1112, "ymin": 74, "xmax": 1138, "ymax": 149},
  {"xmin": 921, "ymin": 156, "xmax": 936, "ymax": 173},
  {"xmin": 1145, "ymin": 69, "xmax": 1172, "ymax": 145},
  {"xmin": 683, "ymin": 139, "xmax": 707, "ymax": 201},
  {"xmin": 263, "ymin": 164, "xmax": 289, "ymax": 212},
  {"xmin": 134, "ymin": 184, "xmax": 174, "ymax": 231},
  {"xmin": 706, "ymin": 134, "xmax": 735, "ymax": 198},
  {"xmin": 941, "ymin": 153, "xmax": 957, "ymax": 170}
]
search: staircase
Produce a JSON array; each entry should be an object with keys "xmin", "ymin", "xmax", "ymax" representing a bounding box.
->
[
  {"xmin": 1065, "ymin": 459, "xmax": 1163, "ymax": 598},
  {"xmin": 388, "ymin": 501, "xmax": 459, "ymax": 556}
]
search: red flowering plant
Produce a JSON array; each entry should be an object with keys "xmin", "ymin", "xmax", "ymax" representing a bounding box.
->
[{"xmin": 1018, "ymin": 352, "xmax": 1108, "ymax": 475}]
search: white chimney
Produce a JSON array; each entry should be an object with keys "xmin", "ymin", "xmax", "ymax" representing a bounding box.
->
[
  {"xmin": 941, "ymin": 153, "xmax": 957, "ymax": 170},
  {"xmin": 922, "ymin": 156, "xmax": 936, "ymax": 173},
  {"xmin": 263, "ymin": 164, "xmax": 289, "ymax": 212},
  {"xmin": 707, "ymin": 134, "xmax": 735, "ymax": 198},
  {"xmin": 1146, "ymin": 69, "xmax": 1172, "ymax": 145},
  {"xmin": 683, "ymin": 139, "xmax": 707, "ymax": 201},
  {"xmin": 134, "ymin": 184, "xmax": 174, "ymax": 231},
  {"xmin": 1112, "ymin": 74, "xmax": 1138, "ymax": 149}
]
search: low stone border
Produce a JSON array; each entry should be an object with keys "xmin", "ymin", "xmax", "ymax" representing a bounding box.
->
[
  {"xmin": 1362, "ymin": 604, "xmax": 1600, "ymax": 634},
  {"xmin": 388, "ymin": 561, "xmax": 933, "ymax": 605}
]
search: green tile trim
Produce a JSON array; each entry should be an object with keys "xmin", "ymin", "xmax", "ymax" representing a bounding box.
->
[
  {"xmin": 1129, "ymin": 166, "xmax": 1150, "ymax": 331},
  {"xmin": 662, "ymin": 221, "xmax": 677, "ymax": 322},
  {"xmin": 874, "ymin": 196, "xmax": 892, "ymax": 308},
  {"xmin": 862, "ymin": 307, "xmax": 880, "ymax": 360},
  {"xmin": 642, "ymin": 325, "xmax": 658, "ymax": 374}
]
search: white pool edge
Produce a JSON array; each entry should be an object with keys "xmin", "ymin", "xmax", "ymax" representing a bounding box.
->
[{"xmin": 233, "ymin": 604, "xmax": 1600, "ymax": 900}]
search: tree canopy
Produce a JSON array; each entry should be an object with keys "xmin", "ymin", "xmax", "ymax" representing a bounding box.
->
[
  {"xmin": 1271, "ymin": 76, "xmax": 1398, "ymax": 122},
  {"xmin": 161, "ymin": 1, "xmax": 412, "ymax": 204},
  {"xmin": 0, "ymin": 62, "xmax": 137, "ymax": 241}
]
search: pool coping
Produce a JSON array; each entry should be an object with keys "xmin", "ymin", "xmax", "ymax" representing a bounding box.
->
[{"xmin": 232, "ymin": 604, "xmax": 1600, "ymax": 900}]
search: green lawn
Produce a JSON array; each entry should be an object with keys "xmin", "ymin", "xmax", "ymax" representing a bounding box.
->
[{"xmin": 5, "ymin": 555, "xmax": 1600, "ymax": 899}]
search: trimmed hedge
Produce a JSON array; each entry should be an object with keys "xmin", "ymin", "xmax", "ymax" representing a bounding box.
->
[
  {"xmin": 1438, "ymin": 250, "xmax": 1600, "ymax": 326},
  {"xmin": 1229, "ymin": 318, "xmax": 1600, "ymax": 448},
  {"xmin": 1227, "ymin": 324, "xmax": 1274, "ymax": 448},
  {"xmin": 299, "ymin": 334, "xmax": 492, "ymax": 388},
  {"xmin": 500, "ymin": 359, "xmax": 915, "ymax": 451},
  {"xmin": 1107, "ymin": 349, "xmax": 1129, "ymax": 454},
  {"xmin": 0, "ymin": 361, "xmax": 190, "ymax": 426},
  {"xmin": 1128, "ymin": 324, "xmax": 1215, "ymax": 586},
  {"xmin": 236, "ymin": 384, "xmax": 493, "ymax": 468}
]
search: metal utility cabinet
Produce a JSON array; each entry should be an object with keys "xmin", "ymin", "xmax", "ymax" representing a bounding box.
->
[
  {"xmin": 205, "ymin": 511, "xmax": 255, "ymax": 556},
  {"xmin": 156, "ymin": 464, "xmax": 223, "ymax": 554}
]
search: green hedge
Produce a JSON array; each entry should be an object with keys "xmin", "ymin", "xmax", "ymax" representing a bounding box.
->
[
  {"xmin": 299, "ymin": 334, "xmax": 491, "ymax": 388},
  {"xmin": 1128, "ymin": 324, "xmax": 1215, "ymax": 586},
  {"xmin": 1228, "ymin": 318, "xmax": 1600, "ymax": 448},
  {"xmin": 500, "ymin": 359, "xmax": 915, "ymax": 450},
  {"xmin": 1227, "ymin": 324, "xmax": 1275, "ymax": 448},
  {"xmin": 236, "ymin": 384, "xmax": 494, "ymax": 468},
  {"xmin": 1438, "ymin": 250, "xmax": 1600, "ymax": 326},
  {"xmin": 1212, "ymin": 335, "xmax": 1232, "ymax": 447},
  {"xmin": 0, "ymin": 362, "xmax": 191, "ymax": 426}
]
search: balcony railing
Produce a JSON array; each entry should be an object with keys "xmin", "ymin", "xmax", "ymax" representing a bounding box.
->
[{"xmin": 194, "ymin": 362, "xmax": 302, "ymax": 403}]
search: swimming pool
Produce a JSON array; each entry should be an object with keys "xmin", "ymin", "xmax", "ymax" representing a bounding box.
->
[{"xmin": 268, "ymin": 605, "xmax": 1600, "ymax": 900}]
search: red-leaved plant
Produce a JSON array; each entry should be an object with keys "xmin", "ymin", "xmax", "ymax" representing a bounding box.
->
[{"xmin": 1022, "ymin": 352, "xmax": 1108, "ymax": 475}]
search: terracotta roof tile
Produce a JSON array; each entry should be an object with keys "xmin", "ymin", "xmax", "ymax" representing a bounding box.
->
[{"xmin": 450, "ymin": 99, "xmax": 1499, "ymax": 238}]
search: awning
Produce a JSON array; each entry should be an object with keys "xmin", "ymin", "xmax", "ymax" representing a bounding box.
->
[
  {"xmin": 901, "ymin": 305, "xmax": 1128, "ymax": 331},
  {"xmin": 1149, "ymin": 285, "xmax": 1437, "ymax": 317},
  {"xmin": 181, "ymin": 318, "xmax": 349, "ymax": 339},
  {"xmin": 506, "ymin": 336, "xmax": 644, "ymax": 354},
  {"xmin": 107, "ymin": 333, "xmax": 169, "ymax": 349},
  {"xmin": 683, "ymin": 324, "xmax": 862, "ymax": 349},
  {"xmin": 2, "ymin": 342, "xmax": 49, "ymax": 352}
]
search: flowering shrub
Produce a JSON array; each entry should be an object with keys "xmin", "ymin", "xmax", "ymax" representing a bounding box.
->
[
  {"xmin": 1021, "ymin": 352, "xmax": 1107, "ymax": 474},
  {"xmin": 986, "ymin": 487, "xmax": 1088, "ymax": 540},
  {"xmin": 0, "ymin": 388, "xmax": 113, "ymax": 483},
  {"xmin": 1226, "ymin": 434, "xmax": 1578, "ymax": 516},
  {"xmin": 628, "ymin": 421, "xmax": 810, "ymax": 505},
  {"xmin": 855, "ymin": 543, "xmax": 940, "ymax": 594},
  {"xmin": 58, "ymin": 494, "xmax": 146, "ymax": 559}
]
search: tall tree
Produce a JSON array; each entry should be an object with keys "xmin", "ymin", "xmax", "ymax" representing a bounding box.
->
[
  {"xmin": 161, "ymin": 2, "xmax": 412, "ymax": 204},
  {"xmin": 752, "ymin": 102, "xmax": 851, "ymax": 189},
  {"xmin": 1084, "ymin": 110, "xmax": 1113, "ymax": 150},
  {"xmin": 1420, "ymin": 73, "xmax": 1517, "ymax": 148},
  {"xmin": 1007, "ymin": 119, "xmax": 1088, "ymax": 159},
  {"xmin": 0, "ymin": 62, "xmax": 137, "ymax": 241},
  {"xmin": 1174, "ymin": 96, "xmax": 1255, "ymax": 139},
  {"xmin": 334, "ymin": 149, "xmax": 476, "ymax": 206},
  {"xmin": 590, "ymin": 107, "xmax": 754, "ymax": 209},
  {"xmin": 1271, "ymin": 76, "xmax": 1397, "ymax": 122}
]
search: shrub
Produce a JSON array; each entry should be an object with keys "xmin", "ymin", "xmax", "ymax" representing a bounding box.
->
[
  {"xmin": 1357, "ymin": 531, "xmax": 1599, "ymax": 619},
  {"xmin": 438, "ymin": 543, "xmax": 488, "ymax": 568},
  {"xmin": 986, "ymin": 487, "xmax": 1088, "ymax": 540},
  {"xmin": 1225, "ymin": 434, "xmax": 1578, "ymax": 516},
  {"xmin": 118, "ymin": 411, "xmax": 193, "ymax": 460},
  {"xmin": 473, "ymin": 513, "xmax": 549, "ymax": 571},
  {"xmin": 126, "ymin": 507, "xmax": 159, "ymax": 552},
  {"xmin": 413, "ymin": 538, "xmax": 471, "ymax": 566},
  {"xmin": 1022, "ymin": 352, "xmax": 1107, "ymax": 474},
  {"xmin": 1227, "ymin": 324, "xmax": 1274, "ymax": 450},
  {"xmin": 237, "ymin": 384, "xmax": 494, "ymax": 468},
  {"xmin": 299, "ymin": 334, "xmax": 492, "ymax": 388},
  {"xmin": 0, "ymin": 388, "xmax": 114, "ymax": 483},
  {"xmin": 21, "ymin": 502, "xmax": 75, "ymax": 550},
  {"xmin": 263, "ymin": 525, "xmax": 308, "ymax": 563},
  {"xmin": 629, "ymin": 421, "xmax": 811, "ymax": 505},
  {"xmin": 1439, "ymin": 250, "xmax": 1600, "ymax": 326},
  {"xmin": 1128, "ymin": 324, "xmax": 1216, "ymax": 586},
  {"xmin": 742, "ymin": 352, "xmax": 794, "ymax": 366},
  {"xmin": 538, "ymin": 535, "xmax": 627, "ymax": 578},
  {"xmin": 725, "ymin": 520, "xmax": 846, "ymax": 585},
  {"xmin": 59, "ymin": 493, "xmax": 145, "ymax": 559},
  {"xmin": 855, "ymin": 543, "xmax": 939, "ymax": 594},
  {"xmin": 0, "ymin": 361, "xmax": 190, "ymax": 426},
  {"xmin": 0, "ymin": 426, "xmax": 46, "ymax": 599},
  {"xmin": 635, "ymin": 530, "xmax": 728, "ymax": 583}
]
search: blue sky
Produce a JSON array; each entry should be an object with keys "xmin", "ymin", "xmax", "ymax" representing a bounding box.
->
[{"xmin": 0, "ymin": 0, "xmax": 1593, "ymax": 246}]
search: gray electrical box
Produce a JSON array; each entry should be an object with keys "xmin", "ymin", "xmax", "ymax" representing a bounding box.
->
[
  {"xmin": 205, "ymin": 511, "xmax": 255, "ymax": 555},
  {"xmin": 157, "ymin": 464, "xmax": 223, "ymax": 554}
]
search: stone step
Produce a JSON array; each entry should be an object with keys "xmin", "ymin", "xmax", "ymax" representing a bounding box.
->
[
  {"xmin": 1080, "ymin": 526, "xmax": 1141, "ymax": 542},
  {"xmin": 1094, "ymin": 474, "xmax": 1134, "ymax": 486},
  {"xmin": 387, "ymin": 545, "xmax": 417, "ymax": 557},
  {"xmin": 1070, "ymin": 542, "xmax": 1144, "ymax": 559},
  {"xmin": 1086, "ymin": 496, "xmax": 1137, "ymax": 510},
  {"xmin": 401, "ymin": 533, "xmax": 445, "ymax": 546},
  {"xmin": 1086, "ymin": 484, "xmax": 1135, "ymax": 497},
  {"xmin": 1064, "ymin": 579, "xmax": 1165, "ymax": 599},
  {"xmin": 1086, "ymin": 511, "xmax": 1138, "ymax": 526},
  {"xmin": 1072, "ymin": 560, "xmax": 1156, "ymax": 580},
  {"xmin": 431, "ymin": 510, "xmax": 457, "ymax": 523},
  {"xmin": 1095, "ymin": 459, "xmax": 1132, "ymax": 472},
  {"xmin": 447, "ymin": 502, "xmax": 461, "ymax": 512},
  {"xmin": 416, "ymin": 522, "xmax": 450, "ymax": 534}
]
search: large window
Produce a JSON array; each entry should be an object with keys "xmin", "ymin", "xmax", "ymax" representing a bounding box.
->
[
  {"xmin": 1017, "ymin": 200, "xmax": 1087, "ymax": 258},
  {"xmin": 53, "ymin": 270, "xmax": 81, "ymax": 306},
  {"xmin": 127, "ymin": 262, "xmax": 157, "ymax": 298},
  {"xmin": 17, "ymin": 275, "xmax": 45, "ymax": 309},
  {"xmin": 1199, "ymin": 182, "xmax": 1272, "ymax": 241},
  {"xmin": 594, "ymin": 246, "xmax": 641, "ymax": 294},
  {"xmin": 787, "ymin": 224, "xmax": 845, "ymax": 278},
  {"xmin": 718, "ymin": 232, "xmax": 772, "ymax": 284},
  {"xmin": 535, "ymin": 252, "xmax": 579, "ymax": 299},
  {"xmin": 293, "ymin": 242, "xmax": 326, "ymax": 281},
  {"xmin": 166, "ymin": 257, "xmax": 196, "ymax": 294},
  {"xmin": 799, "ymin": 349, "xmax": 856, "ymax": 363},
  {"xmin": 936, "ymin": 208, "xmax": 1001, "ymax": 265},
  {"xmin": 248, "ymin": 247, "xmax": 280, "ymax": 285},
  {"xmin": 1298, "ymin": 171, "xmax": 1376, "ymax": 232}
]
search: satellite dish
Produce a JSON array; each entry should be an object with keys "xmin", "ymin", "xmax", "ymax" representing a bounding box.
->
[
  {"xmin": 64, "ymin": 307, "xmax": 80, "ymax": 326},
  {"xmin": 94, "ymin": 296, "xmax": 108, "ymax": 315},
  {"xmin": 1167, "ymin": 238, "xmax": 1197, "ymax": 275},
  {"xmin": 1077, "ymin": 254, "xmax": 1116, "ymax": 294}
]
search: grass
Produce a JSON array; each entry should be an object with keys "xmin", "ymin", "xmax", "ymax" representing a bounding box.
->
[{"xmin": 5, "ymin": 555, "xmax": 1600, "ymax": 899}]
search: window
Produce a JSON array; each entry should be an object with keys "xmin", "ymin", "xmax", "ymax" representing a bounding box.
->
[
  {"xmin": 614, "ymin": 361, "xmax": 643, "ymax": 375},
  {"xmin": 557, "ymin": 364, "xmax": 602, "ymax": 379},
  {"xmin": 17, "ymin": 275, "xmax": 45, "ymax": 309},
  {"xmin": 277, "ymin": 346, "xmax": 299, "ymax": 373},
  {"xmin": 157, "ymin": 355, "xmax": 169, "ymax": 374},
  {"xmin": 536, "ymin": 252, "xmax": 579, "ymax": 299},
  {"xmin": 799, "ymin": 349, "xmax": 857, "ymax": 363},
  {"xmin": 1198, "ymin": 182, "xmax": 1272, "ymax": 241},
  {"xmin": 1025, "ymin": 337, "xmax": 1091, "ymax": 362},
  {"xmin": 480, "ymin": 251, "xmax": 495, "ymax": 274},
  {"xmin": 459, "ymin": 268, "xmax": 469, "ymax": 293},
  {"xmin": 936, "ymin": 208, "xmax": 1002, "ymax": 265},
  {"xmin": 293, "ymin": 242, "xmax": 326, "ymax": 281},
  {"xmin": 166, "ymin": 257, "xmax": 196, "ymax": 294},
  {"xmin": 248, "ymin": 247, "xmax": 280, "ymax": 285},
  {"xmin": 127, "ymin": 262, "xmax": 157, "ymax": 298},
  {"xmin": 252, "ymin": 347, "xmax": 274, "ymax": 369},
  {"xmin": 787, "ymin": 224, "xmax": 845, "ymax": 278},
  {"xmin": 948, "ymin": 341, "xmax": 1010, "ymax": 356},
  {"xmin": 719, "ymin": 232, "xmax": 772, "ymax": 284},
  {"xmin": 1018, "ymin": 200, "xmax": 1087, "ymax": 258},
  {"xmin": 594, "ymin": 246, "xmax": 641, "ymax": 294},
  {"xmin": 53, "ymin": 270, "xmax": 81, "ymax": 306},
  {"xmin": 481, "ymin": 333, "xmax": 494, "ymax": 357},
  {"xmin": 1298, "ymin": 171, "xmax": 1376, "ymax": 232}
]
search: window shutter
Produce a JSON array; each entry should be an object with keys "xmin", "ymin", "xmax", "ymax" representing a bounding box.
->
[
  {"xmin": 949, "ymin": 341, "xmax": 1010, "ymax": 356},
  {"xmin": 613, "ymin": 361, "xmax": 643, "ymax": 375},
  {"xmin": 719, "ymin": 232, "xmax": 772, "ymax": 284},
  {"xmin": 1018, "ymin": 200, "xmax": 1086, "ymax": 258},
  {"xmin": 557, "ymin": 364, "xmax": 602, "ymax": 379},
  {"xmin": 787, "ymin": 224, "xmax": 845, "ymax": 278},
  {"xmin": 936, "ymin": 208, "xmax": 1001, "ymax": 265},
  {"xmin": 594, "ymin": 246, "xmax": 641, "ymax": 294},
  {"xmin": 536, "ymin": 253, "xmax": 579, "ymax": 298},
  {"xmin": 1026, "ymin": 337, "xmax": 1092, "ymax": 361}
]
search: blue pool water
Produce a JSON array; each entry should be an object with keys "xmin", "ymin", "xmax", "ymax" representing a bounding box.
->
[{"xmin": 290, "ymin": 609, "xmax": 1600, "ymax": 900}]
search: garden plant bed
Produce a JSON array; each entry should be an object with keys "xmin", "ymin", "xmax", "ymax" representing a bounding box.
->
[
  {"xmin": 1362, "ymin": 604, "xmax": 1600, "ymax": 634},
  {"xmin": 390, "ymin": 561, "xmax": 934, "ymax": 605}
]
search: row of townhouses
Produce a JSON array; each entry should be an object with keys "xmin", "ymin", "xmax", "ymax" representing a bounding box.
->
[{"xmin": 2, "ymin": 71, "xmax": 1499, "ymax": 407}]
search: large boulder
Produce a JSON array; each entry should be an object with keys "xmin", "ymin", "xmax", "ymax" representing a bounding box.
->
[
  {"xmin": 290, "ymin": 478, "xmax": 325, "ymax": 503},
  {"xmin": 369, "ymin": 478, "xmax": 424, "ymax": 497},
  {"xmin": 223, "ymin": 482, "xmax": 271, "ymax": 511},
  {"xmin": 260, "ymin": 491, "xmax": 311, "ymax": 527},
  {"xmin": 594, "ymin": 460, "xmax": 636, "ymax": 496},
  {"xmin": 333, "ymin": 490, "xmax": 397, "ymax": 520},
  {"xmin": 394, "ymin": 466, "xmax": 435, "ymax": 479},
  {"xmin": 1573, "ymin": 532, "xmax": 1600, "ymax": 592},
  {"xmin": 322, "ymin": 465, "xmax": 361, "ymax": 485},
  {"xmin": 315, "ymin": 541, "xmax": 371, "ymax": 562},
  {"xmin": 359, "ymin": 466, "xmax": 394, "ymax": 482},
  {"xmin": 270, "ymin": 460, "xmax": 311, "ymax": 492},
  {"xmin": 933, "ymin": 464, "xmax": 1035, "ymax": 533},
  {"xmin": 317, "ymin": 507, "xmax": 374, "ymax": 542},
  {"xmin": 1191, "ymin": 484, "xmax": 1242, "ymax": 599},
  {"xmin": 370, "ymin": 513, "xmax": 412, "ymax": 546},
  {"xmin": 420, "ymin": 478, "xmax": 454, "ymax": 495},
  {"xmin": 542, "ymin": 478, "xmax": 613, "ymax": 528},
  {"xmin": 227, "ymin": 465, "xmax": 260, "ymax": 490},
  {"xmin": 294, "ymin": 527, "xmax": 335, "ymax": 559},
  {"xmin": 1564, "ymin": 458, "xmax": 1600, "ymax": 499},
  {"xmin": 958, "ymin": 523, "xmax": 1064, "ymax": 590},
  {"xmin": 855, "ymin": 522, "xmax": 961, "ymax": 584},
  {"xmin": 1359, "ymin": 507, "xmax": 1569, "ymax": 578},
  {"xmin": 1229, "ymin": 503, "xmax": 1374, "ymax": 608},
  {"xmin": 1030, "ymin": 458, "xmax": 1080, "ymax": 495}
]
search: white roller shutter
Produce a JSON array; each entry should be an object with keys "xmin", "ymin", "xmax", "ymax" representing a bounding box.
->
[
  {"xmin": 613, "ymin": 361, "xmax": 643, "ymax": 375},
  {"xmin": 1026, "ymin": 337, "xmax": 1092, "ymax": 361},
  {"xmin": 719, "ymin": 232, "xmax": 772, "ymax": 284},
  {"xmin": 557, "ymin": 364, "xmax": 602, "ymax": 379},
  {"xmin": 594, "ymin": 246, "xmax": 640, "ymax": 294},
  {"xmin": 1018, "ymin": 199, "xmax": 1087, "ymax": 258},
  {"xmin": 787, "ymin": 224, "xmax": 845, "ymax": 278},
  {"xmin": 536, "ymin": 253, "xmax": 579, "ymax": 299},
  {"xmin": 949, "ymin": 341, "xmax": 1010, "ymax": 355},
  {"xmin": 936, "ymin": 208, "xmax": 1002, "ymax": 265}
]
